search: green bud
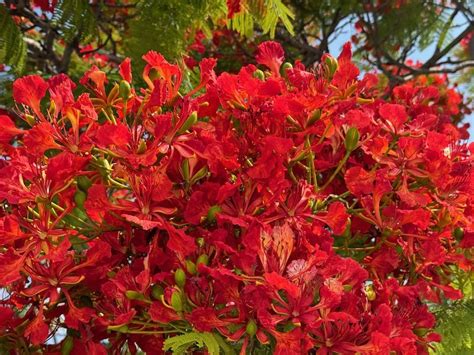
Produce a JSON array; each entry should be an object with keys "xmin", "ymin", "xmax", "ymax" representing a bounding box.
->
[
  {"xmin": 24, "ymin": 114, "xmax": 36, "ymax": 127},
  {"xmin": 178, "ymin": 111, "xmax": 198, "ymax": 134},
  {"xmin": 119, "ymin": 80, "xmax": 131, "ymax": 100},
  {"xmin": 343, "ymin": 284, "xmax": 353, "ymax": 292},
  {"xmin": 453, "ymin": 227, "xmax": 464, "ymax": 241},
  {"xmin": 253, "ymin": 69, "xmax": 265, "ymax": 80},
  {"xmin": 345, "ymin": 127, "xmax": 360, "ymax": 152},
  {"xmin": 207, "ymin": 205, "xmax": 221, "ymax": 223},
  {"xmin": 74, "ymin": 190, "xmax": 87, "ymax": 207},
  {"xmin": 125, "ymin": 290, "xmax": 145, "ymax": 301},
  {"xmin": 324, "ymin": 55, "xmax": 339, "ymax": 78},
  {"xmin": 186, "ymin": 260, "xmax": 197, "ymax": 275},
  {"xmin": 196, "ymin": 237, "xmax": 205, "ymax": 247},
  {"xmin": 196, "ymin": 254, "xmax": 209, "ymax": 267},
  {"xmin": 171, "ymin": 291, "xmax": 183, "ymax": 312},
  {"xmin": 151, "ymin": 284, "xmax": 164, "ymax": 300},
  {"xmin": 245, "ymin": 319, "xmax": 257, "ymax": 336},
  {"xmin": 306, "ymin": 109, "xmax": 321, "ymax": 127},
  {"xmin": 175, "ymin": 268, "xmax": 186, "ymax": 288},
  {"xmin": 280, "ymin": 62, "xmax": 293, "ymax": 76},
  {"xmin": 61, "ymin": 336, "xmax": 74, "ymax": 355},
  {"xmin": 77, "ymin": 176, "xmax": 92, "ymax": 192}
]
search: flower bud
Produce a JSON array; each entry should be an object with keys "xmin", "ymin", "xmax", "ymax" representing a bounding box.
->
[
  {"xmin": 280, "ymin": 62, "xmax": 293, "ymax": 77},
  {"xmin": 151, "ymin": 284, "xmax": 164, "ymax": 300},
  {"xmin": 246, "ymin": 319, "xmax": 257, "ymax": 336},
  {"xmin": 324, "ymin": 55, "xmax": 339, "ymax": 78},
  {"xmin": 170, "ymin": 290, "xmax": 183, "ymax": 312},
  {"xmin": 24, "ymin": 114, "xmax": 36, "ymax": 127},
  {"xmin": 185, "ymin": 260, "xmax": 197, "ymax": 275},
  {"xmin": 119, "ymin": 80, "xmax": 131, "ymax": 100},
  {"xmin": 178, "ymin": 111, "xmax": 198, "ymax": 134},
  {"xmin": 196, "ymin": 254, "xmax": 209, "ymax": 267},
  {"xmin": 253, "ymin": 69, "xmax": 265, "ymax": 80},
  {"xmin": 175, "ymin": 268, "xmax": 186, "ymax": 288},
  {"xmin": 306, "ymin": 109, "xmax": 321, "ymax": 127},
  {"xmin": 453, "ymin": 227, "xmax": 464, "ymax": 241},
  {"xmin": 125, "ymin": 290, "xmax": 145, "ymax": 301},
  {"xmin": 345, "ymin": 127, "xmax": 360, "ymax": 152},
  {"xmin": 206, "ymin": 205, "xmax": 221, "ymax": 223},
  {"xmin": 364, "ymin": 284, "xmax": 376, "ymax": 301}
]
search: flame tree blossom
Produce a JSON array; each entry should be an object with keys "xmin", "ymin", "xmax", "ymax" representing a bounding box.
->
[{"xmin": 0, "ymin": 41, "xmax": 472, "ymax": 354}]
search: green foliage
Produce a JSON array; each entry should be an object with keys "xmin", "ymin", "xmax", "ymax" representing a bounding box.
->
[
  {"xmin": 431, "ymin": 270, "xmax": 474, "ymax": 354},
  {"xmin": 163, "ymin": 331, "xmax": 223, "ymax": 354},
  {"xmin": 52, "ymin": 0, "xmax": 98, "ymax": 43},
  {"xmin": 126, "ymin": 0, "xmax": 227, "ymax": 64},
  {"xmin": 0, "ymin": 6, "xmax": 26, "ymax": 73},
  {"xmin": 229, "ymin": 0, "xmax": 294, "ymax": 38},
  {"xmin": 431, "ymin": 299, "xmax": 474, "ymax": 354}
]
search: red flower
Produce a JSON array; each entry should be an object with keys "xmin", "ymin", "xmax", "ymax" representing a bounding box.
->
[{"xmin": 13, "ymin": 75, "xmax": 48, "ymax": 117}]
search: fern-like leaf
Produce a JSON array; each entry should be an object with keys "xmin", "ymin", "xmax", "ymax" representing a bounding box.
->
[
  {"xmin": 261, "ymin": 0, "xmax": 294, "ymax": 37},
  {"xmin": 163, "ymin": 331, "xmax": 221, "ymax": 354},
  {"xmin": 431, "ymin": 299, "xmax": 474, "ymax": 354},
  {"xmin": 0, "ymin": 6, "xmax": 26, "ymax": 73},
  {"xmin": 52, "ymin": 0, "xmax": 98, "ymax": 43}
]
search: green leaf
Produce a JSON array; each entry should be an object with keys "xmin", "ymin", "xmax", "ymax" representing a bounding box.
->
[
  {"xmin": 163, "ymin": 331, "xmax": 221, "ymax": 354},
  {"xmin": 0, "ymin": 6, "xmax": 26, "ymax": 74}
]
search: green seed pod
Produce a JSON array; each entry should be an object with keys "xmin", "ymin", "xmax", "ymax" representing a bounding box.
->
[
  {"xmin": 178, "ymin": 111, "xmax": 198, "ymax": 134},
  {"xmin": 175, "ymin": 268, "xmax": 186, "ymax": 288},
  {"xmin": 125, "ymin": 290, "xmax": 145, "ymax": 301},
  {"xmin": 253, "ymin": 69, "xmax": 265, "ymax": 80},
  {"xmin": 246, "ymin": 319, "xmax": 257, "ymax": 336},
  {"xmin": 151, "ymin": 284, "xmax": 164, "ymax": 300},
  {"xmin": 453, "ymin": 227, "xmax": 464, "ymax": 241},
  {"xmin": 345, "ymin": 127, "xmax": 360, "ymax": 152},
  {"xmin": 186, "ymin": 260, "xmax": 197, "ymax": 275},
  {"xmin": 119, "ymin": 80, "xmax": 131, "ymax": 100},
  {"xmin": 74, "ymin": 190, "xmax": 87, "ymax": 207},
  {"xmin": 196, "ymin": 254, "xmax": 209, "ymax": 267},
  {"xmin": 171, "ymin": 291, "xmax": 183, "ymax": 312},
  {"xmin": 77, "ymin": 176, "xmax": 92, "ymax": 192},
  {"xmin": 61, "ymin": 336, "xmax": 74, "ymax": 355}
]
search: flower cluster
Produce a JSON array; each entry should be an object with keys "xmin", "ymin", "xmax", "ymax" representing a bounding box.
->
[{"xmin": 0, "ymin": 41, "xmax": 472, "ymax": 354}]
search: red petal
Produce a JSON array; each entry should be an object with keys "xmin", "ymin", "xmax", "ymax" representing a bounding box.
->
[
  {"xmin": 255, "ymin": 41, "xmax": 285, "ymax": 75},
  {"xmin": 12, "ymin": 75, "xmax": 48, "ymax": 115}
]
